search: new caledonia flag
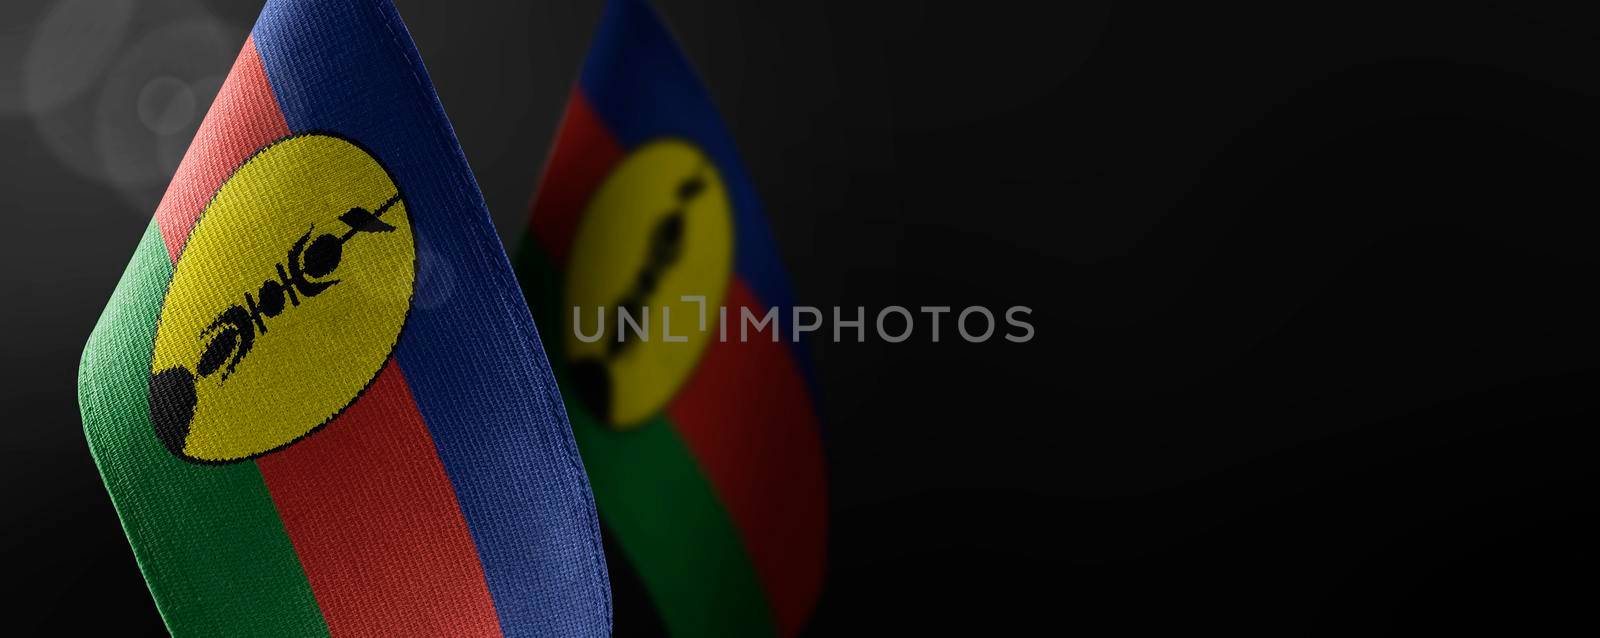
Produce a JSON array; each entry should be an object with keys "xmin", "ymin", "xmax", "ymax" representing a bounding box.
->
[
  {"xmin": 76, "ymin": 0, "xmax": 609, "ymax": 635},
  {"xmin": 519, "ymin": 0, "xmax": 827, "ymax": 636}
]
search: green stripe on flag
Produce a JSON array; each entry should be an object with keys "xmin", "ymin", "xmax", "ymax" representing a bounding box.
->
[
  {"xmin": 519, "ymin": 242, "xmax": 775, "ymax": 637},
  {"xmin": 572, "ymin": 410, "xmax": 775, "ymax": 637},
  {"xmin": 78, "ymin": 222, "xmax": 329, "ymax": 637}
]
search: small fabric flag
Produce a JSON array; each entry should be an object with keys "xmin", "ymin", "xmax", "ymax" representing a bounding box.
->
[
  {"xmin": 77, "ymin": 1, "xmax": 610, "ymax": 636},
  {"xmin": 519, "ymin": 0, "xmax": 827, "ymax": 636}
]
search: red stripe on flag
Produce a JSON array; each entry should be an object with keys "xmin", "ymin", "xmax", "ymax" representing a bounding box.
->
[
  {"xmin": 155, "ymin": 37, "xmax": 290, "ymax": 260},
  {"xmin": 666, "ymin": 278, "xmax": 828, "ymax": 637},
  {"xmin": 257, "ymin": 361, "xmax": 503, "ymax": 638},
  {"xmin": 526, "ymin": 90, "xmax": 625, "ymax": 264}
]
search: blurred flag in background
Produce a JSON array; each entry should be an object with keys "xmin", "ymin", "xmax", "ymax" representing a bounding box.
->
[
  {"xmin": 77, "ymin": 0, "xmax": 609, "ymax": 635},
  {"xmin": 518, "ymin": 0, "xmax": 827, "ymax": 635}
]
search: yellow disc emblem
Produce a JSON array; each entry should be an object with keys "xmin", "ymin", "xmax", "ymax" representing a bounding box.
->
[
  {"xmin": 148, "ymin": 133, "xmax": 415, "ymax": 464},
  {"xmin": 563, "ymin": 139, "xmax": 733, "ymax": 429}
]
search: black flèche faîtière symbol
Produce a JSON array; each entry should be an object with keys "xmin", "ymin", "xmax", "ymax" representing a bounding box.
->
[
  {"xmin": 195, "ymin": 193, "xmax": 401, "ymax": 380},
  {"xmin": 570, "ymin": 168, "xmax": 706, "ymax": 423},
  {"xmin": 149, "ymin": 193, "xmax": 401, "ymax": 456}
]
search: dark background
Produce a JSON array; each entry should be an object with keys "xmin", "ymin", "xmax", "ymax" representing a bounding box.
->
[{"xmin": 4, "ymin": 0, "xmax": 1599, "ymax": 634}]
